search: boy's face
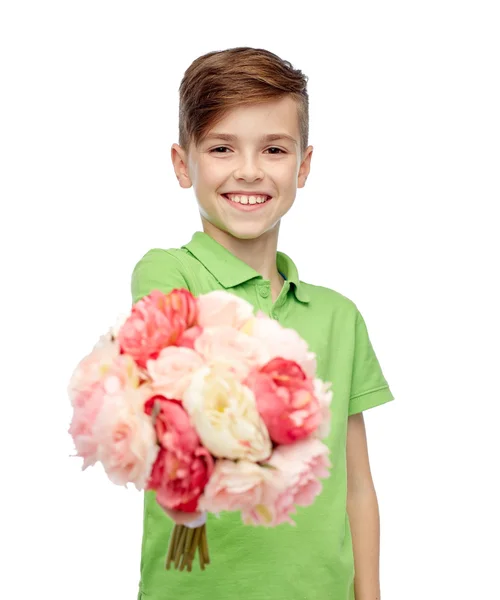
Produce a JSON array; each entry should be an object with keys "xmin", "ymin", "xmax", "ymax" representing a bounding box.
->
[{"xmin": 172, "ymin": 95, "xmax": 313, "ymax": 241}]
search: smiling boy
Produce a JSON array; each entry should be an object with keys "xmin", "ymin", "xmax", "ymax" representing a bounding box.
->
[{"xmin": 132, "ymin": 47, "xmax": 394, "ymax": 600}]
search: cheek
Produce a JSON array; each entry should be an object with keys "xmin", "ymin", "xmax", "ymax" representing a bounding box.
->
[
  {"xmin": 272, "ymin": 160, "xmax": 300, "ymax": 187},
  {"xmin": 195, "ymin": 159, "xmax": 228, "ymax": 190}
]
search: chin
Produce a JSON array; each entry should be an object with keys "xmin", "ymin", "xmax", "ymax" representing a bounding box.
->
[{"xmin": 223, "ymin": 221, "xmax": 277, "ymax": 241}]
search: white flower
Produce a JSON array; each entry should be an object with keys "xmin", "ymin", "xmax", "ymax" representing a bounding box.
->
[{"xmin": 183, "ymin": 366, "xmax": 272, "ymax": 461}]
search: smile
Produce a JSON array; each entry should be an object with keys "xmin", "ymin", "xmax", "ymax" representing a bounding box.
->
[{"xmin": 221, "ymin": 193, "xmax": 273, "ymax": 212}]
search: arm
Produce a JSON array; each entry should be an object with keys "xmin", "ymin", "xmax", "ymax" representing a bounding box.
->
[{"xmin": 346, "ymin": 412, "xmax": 381, "ymax": 600}]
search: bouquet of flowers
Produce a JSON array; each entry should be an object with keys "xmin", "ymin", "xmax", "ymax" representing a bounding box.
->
[{"xmin": 68, "ymin": 288, "xmax": 333, "ymax": 572}]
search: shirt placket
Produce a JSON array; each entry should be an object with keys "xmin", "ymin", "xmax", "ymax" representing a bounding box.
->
[
  {"xmin": 256, "ymin": 281, "xmax": 272, "ymax": 316},
  {"xmin": 256, "ymin": 280, "xmax": 290, "ymax": 320}
]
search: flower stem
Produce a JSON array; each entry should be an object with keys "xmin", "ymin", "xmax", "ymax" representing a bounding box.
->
[
  {"xmin": 174, "ymin": 526, "xmax": 187, "ymax": 569},
  {"xmin": 165, "ymin": 524, "xmax": 180, "ymax": 570},
  {"xmin": 165, "ymin": 523, "xmax": 210, "ymax": 571}
]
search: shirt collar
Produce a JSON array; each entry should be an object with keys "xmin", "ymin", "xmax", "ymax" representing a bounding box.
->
[{"xmin": 182, "ymin": 231, "xmax": 310, "ymax": 303}]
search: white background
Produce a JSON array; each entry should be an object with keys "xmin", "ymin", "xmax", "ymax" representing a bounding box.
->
[{"xmin": 1, "ymin": 1, "xmax": 499, "ymax": 599}]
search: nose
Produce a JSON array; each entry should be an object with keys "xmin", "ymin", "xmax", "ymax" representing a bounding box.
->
[{"xmin": 233, "ymin": 153, "xmax": 264, "ymax": 182}]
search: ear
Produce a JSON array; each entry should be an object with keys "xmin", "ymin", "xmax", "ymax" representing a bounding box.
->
[
  {"xmin": 171, "ymin": 143, "xmax": 193, "ymax": 189},
  {"xmin": 297, "ymin": 145, "xmax": 313, "ymax": 188}
]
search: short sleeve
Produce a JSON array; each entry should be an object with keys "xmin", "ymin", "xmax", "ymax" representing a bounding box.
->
[
  {"xmin": 348, "ymin": 309, "xmax": 395, "ymax": 416},
  {"xmin": 131, "ymin": 248, "xmax": 189, "ymax": 304}
]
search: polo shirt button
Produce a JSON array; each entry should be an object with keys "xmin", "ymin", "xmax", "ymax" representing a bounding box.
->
[{"xmin": 259, "ymin": 286, "xmax": 270, "ymax": 298}]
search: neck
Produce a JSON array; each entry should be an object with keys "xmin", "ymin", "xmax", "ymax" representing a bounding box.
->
[{"xmin": 202, "ymin": 219, "xmax": 282, "ymax": 284}]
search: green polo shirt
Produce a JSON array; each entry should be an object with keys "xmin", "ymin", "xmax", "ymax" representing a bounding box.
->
[{"xmin": 131, "ymin": 231, "xmax": 394, "ymax": 600}]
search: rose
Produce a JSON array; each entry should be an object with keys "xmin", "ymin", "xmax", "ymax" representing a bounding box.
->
[
  {"xmin": 183, "ymin": 366, "xmax": 272, "ymax": 461},
  {"xmin": 118, "ymin": 289, "xmax": 198, "ymax": 368},
  {"xmin": 248, "ymin": 314, "xmax": 317, "ymax": 378},
  {"xmin": 147, "ymin": 346, "xmax": 204, "ymax": 400},
  {"xmin": 194, "ymin": 326, "xmax": 267, "ymax": 380},
  {"xmin": 313, "ymin": 378, "xmax": 333, "ymax": 439},
  {"xmin": 197, "ymin": 291, "xmax": 255, "ymax": 329},
  {"xmin": 91, "ymin": 376, "xmax": 159, "ymax": 490},
  {"xmin": 198, "ymin": 459, "xmax": 283, "ymax": 516},
  {"xmin": 245, "ymin": 358, "xmax": 322, "ymax": 444},
  {"xmin": 145, "ymin": 397, "xmax": 213, "ymax": 512},
  {"xmin": 243, "ymin": 439, "xmax": 331, "ymax": 526}
]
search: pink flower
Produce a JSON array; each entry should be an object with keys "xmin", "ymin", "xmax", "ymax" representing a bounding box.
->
[
  {"xmin": 197, "ymin": 291, "xmax": 255, "ymax": 329},
  {"xmin": 147, "ymin": 346, "xmax": 204, "ymax": 400},
  {"xmin": 148, "ymin": 447, "xmax": 213, "ymax": 512},
  {"xmin": 68, "ymin": 340, "xmax": 139, "ymax": 470},
  {"xmin": 68, "ymin": 335, "xmax": 120, "ymax": 407},
  {"xmin": 176, "ymin": 326, "xmax": 203, "ymax": 350},
  {"xmin": 144, "ymin": 397, "xmax": 214, "ymax": 512},
  {"xmin": 91, "ymin": 375, "xmax": 159, "ymax": 490},
  {"xmin": 144, "ymin": 395, "xmax": 198, "ymax": 454},
  {"xmin": 118, "ymin": 289, "xmax": 198, "ymax": 368},
  {"xmin": 68, "ymin": 381, "xmax": 107, "ymax": 469},
  {"xmin": 249, "ymin": 314, "xmax": 317, "ymax": 378},
  {"xmin": 245, "ymin": 358, "xmax": 322, "ymax": 444},
  {"xmin": 198, "ymin": 459, "xmax": 283, "ymax": 514},
  {"xmin": 194, "ymin": 326, "xmax": 267, "ymax": 380},
  {"xmin": 243, "ymin": 439, "xmax": 331, "ymax": 527}
]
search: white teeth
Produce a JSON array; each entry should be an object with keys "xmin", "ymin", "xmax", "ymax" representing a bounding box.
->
[{"xmin": 225, "ymin": 193, "xmax": 270, "ymax": 205}]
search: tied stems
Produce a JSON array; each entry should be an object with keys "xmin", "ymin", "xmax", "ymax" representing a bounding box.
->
[{"xmin": 165, "ymin": 523, "xmax": 210, "ymax": 571}]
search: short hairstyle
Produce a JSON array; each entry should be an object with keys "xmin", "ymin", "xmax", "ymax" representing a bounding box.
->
[{"xmin": 178, "ymin": 47, "xmax": 309, "ymax": 156}]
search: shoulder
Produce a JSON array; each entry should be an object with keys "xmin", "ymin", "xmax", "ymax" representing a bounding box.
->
[
  {"xmin": 131, "ymin": 247, "xmax": 190, "ymax": 303},
  {"xmin": 132, "ymin": 247, "xmax": 186, "ymax": 284},
  {"xmin": 300, "ymin": 280, "xmax": 359, "ymax": 317}
]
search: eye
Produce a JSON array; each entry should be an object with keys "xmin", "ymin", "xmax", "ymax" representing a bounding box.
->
[
  {"xmin": 210, "ymin": 146, "xmax": 231, "ymax": 153},
  {"xmin": 265, "ymin": 147, "xmax": 286, "ymax": 154}
]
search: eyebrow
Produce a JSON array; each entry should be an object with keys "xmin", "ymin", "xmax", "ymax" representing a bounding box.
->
[{"xmin": 203, "ymin": 133, "xmax": 298, "ymax": 145}]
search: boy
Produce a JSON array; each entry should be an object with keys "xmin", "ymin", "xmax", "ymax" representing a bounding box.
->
[{"xmin": 132, "ymin": 47, "xmax": 394, "ymax": 600}]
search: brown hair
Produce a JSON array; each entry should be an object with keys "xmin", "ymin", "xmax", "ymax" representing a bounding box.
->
[{"xmin": 178, "ymin": 47, "xmax": 309, "ymax": 156}]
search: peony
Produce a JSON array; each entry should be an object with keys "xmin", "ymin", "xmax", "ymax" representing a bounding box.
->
[
  {"xmin": 194, "ymin": 326, "xmax": 267, "ymax": 380},
  {"xmin": 148, "ymin": 446, "xmax": 213, "ymax": 512},
  {"xmin": 198, "ymin": 459, "xmax": 283, "ymax": 515},
  {"xmin": 197, "ymin": 291, "xmax": 255, "ymax": 329},
  {"xmin": 176, "ymin": 325, "xmax": 203, "ymax": 350},
  {"xmin": 68, "ymin": 335, "xmax": 120, "ymax": 406},
  {"xmin": 243, "ymin": 439, "xmax": 331, "ymax": 526},
  {"xmin": 249, "ymin": 314, "xmax": 317, "ymax": 378},
  {"xmin": 68, "ymin": 347, "xmax": 140, "ymax": 470},
  {"xmin": 183, "ymin": 366, "xmax": 272, "ymax": 461},
  {"xmin": 313, "ymin": 378, "xmax": 333, "ymax": 439},
  {"xmin": 245, "ymin": 358, "xmax": 322, "ymax": 445},
  {"xmin": 144, "ymin": 395, "xmax": 199, "ymax": 456},
  {"xmin": 91, "ymin": 377, "xmax": 159, "ymax": 490},
  {"xmin": 68, "ymin": 381, "xmax": 107, "ymax": 469},
  {"xmin": 147, "ymin": 346, "xmax": 204, "ymax": 401},
  {"xmin": 145, "ymin": 397, "xmax": 213, "ymax": 512},
  {"xmin": 118, "ymin": 289, "xmax": 198, "ymax": 368}
]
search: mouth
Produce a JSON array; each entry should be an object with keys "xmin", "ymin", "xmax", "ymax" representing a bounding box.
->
[{"xmin": 221, "ymin": 193, "xmax": 273, "ymax": 211}]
